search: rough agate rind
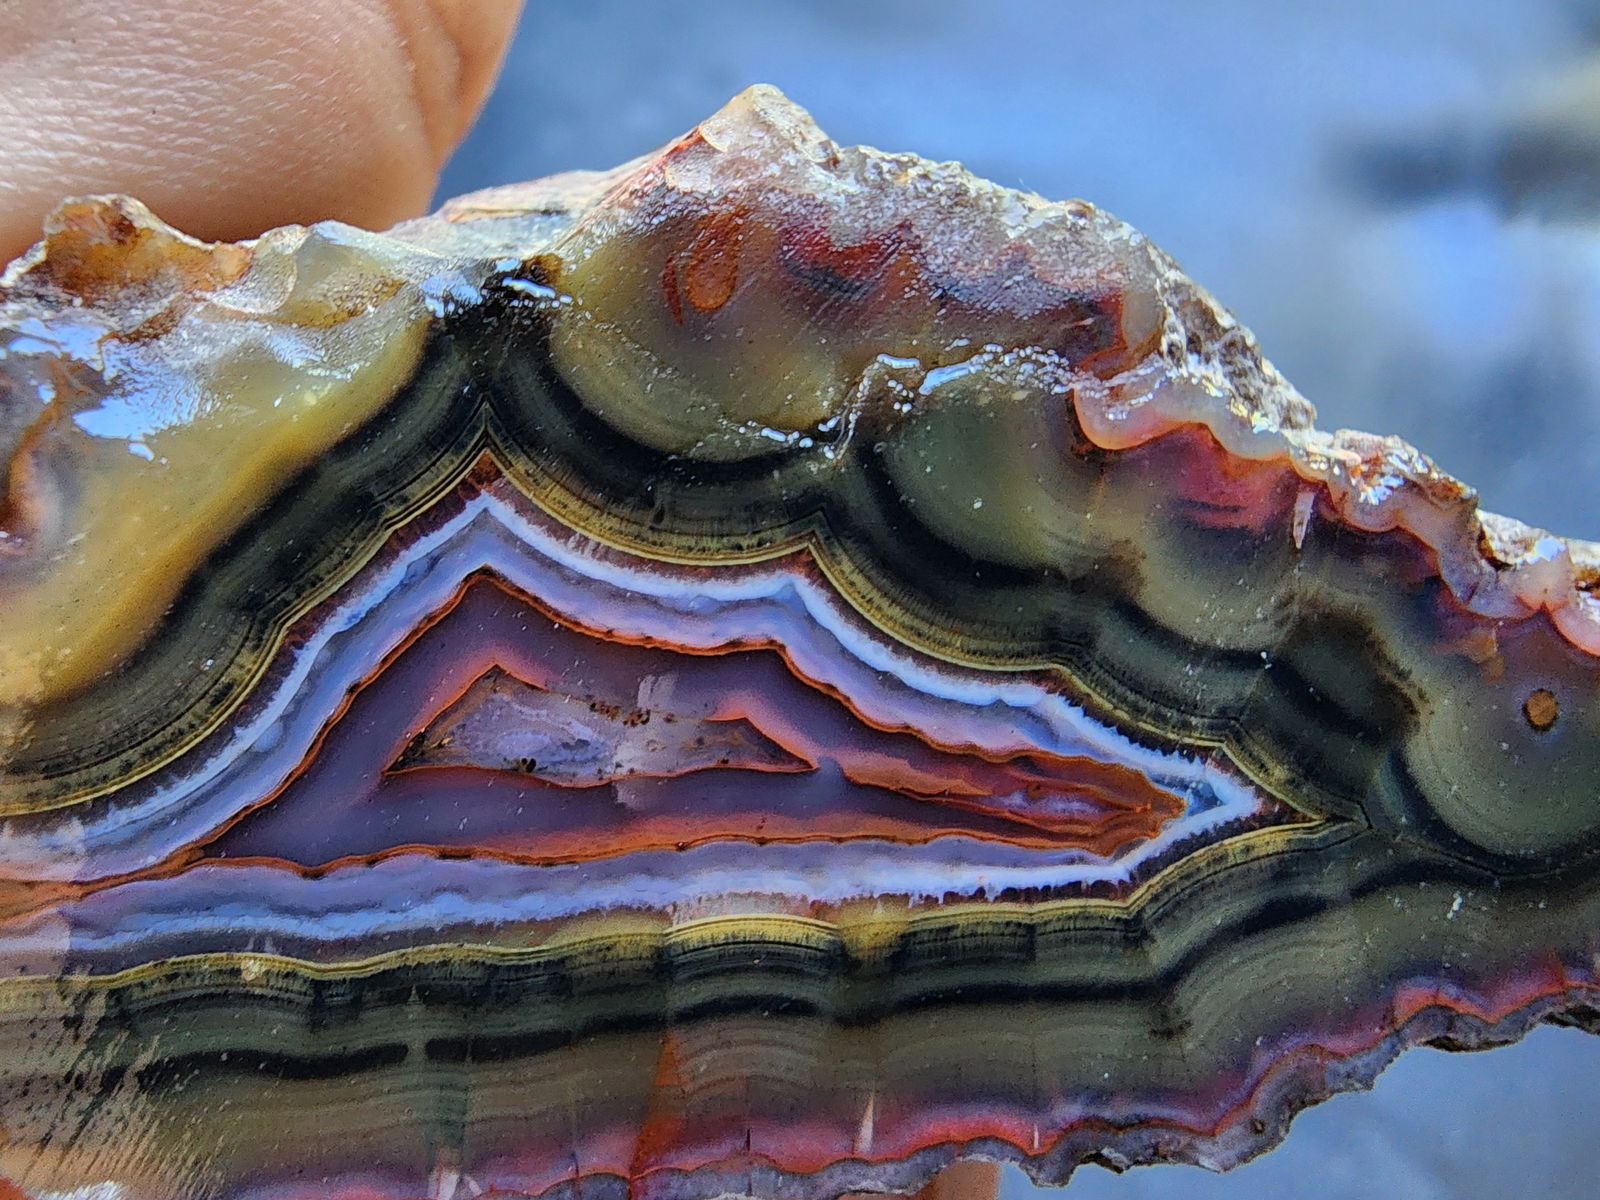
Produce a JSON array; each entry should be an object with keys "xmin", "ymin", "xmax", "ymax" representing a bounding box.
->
[{"xmin": 0, "ymin": 86, "xmax": 1597, "ymax": 1200}]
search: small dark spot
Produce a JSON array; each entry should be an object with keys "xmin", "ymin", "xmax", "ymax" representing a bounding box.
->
[
  {"xmin": 1523, "ymin": 688, "xmax": 1559, "ymax": 732},
  {"xmin": 1152, "ymin": 1017, "xmax": 1193, "ymax": 1041}
]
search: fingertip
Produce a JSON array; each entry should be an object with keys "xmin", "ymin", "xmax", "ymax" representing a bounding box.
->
[
  {"xmin": 0, "ymin": 0, "xmax": 523, "ymax": 264},
  {"xmin": 390, "ymin": 0, "xmax": 524, "ymax": 164}
]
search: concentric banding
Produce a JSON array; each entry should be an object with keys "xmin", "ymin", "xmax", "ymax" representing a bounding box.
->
[{"xmin": 1, "ymin": 84, "xmax": 1597, "ymax": 1200}]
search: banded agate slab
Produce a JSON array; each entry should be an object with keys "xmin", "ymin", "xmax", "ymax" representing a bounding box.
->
[{"xmin": 1, "ymin": 86, "xmax": 1598, "ymax": 1199}]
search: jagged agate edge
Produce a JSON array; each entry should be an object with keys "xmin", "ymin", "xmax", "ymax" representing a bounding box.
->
[
  {"xmin": 3, "ymin": 140, "xmax": 1596, "ymax": 665},
  {"xmin": 5, "ymin": 909, "xmax": 1594, "ymax": 1196},
  {"xmin": 411, "ymin": 114, "xmax": 1600, "ymax": 652}
]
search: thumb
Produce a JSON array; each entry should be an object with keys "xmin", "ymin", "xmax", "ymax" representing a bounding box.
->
[{"xmin": 0, "ymin": 0, "xmax": 523, "ymax": 263}]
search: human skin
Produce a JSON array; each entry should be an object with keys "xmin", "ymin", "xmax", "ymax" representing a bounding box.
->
[{"xmin": 0, "ymin": 0, "xmax": 524, "ymax": 264}]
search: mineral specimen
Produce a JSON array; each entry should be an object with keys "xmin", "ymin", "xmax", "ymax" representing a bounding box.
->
[{"xmin": 0, "ymin": 85, "xmax": 1597, "ymax": 1200}]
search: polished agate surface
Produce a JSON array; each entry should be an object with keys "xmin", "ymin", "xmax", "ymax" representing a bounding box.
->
[{"xmin": 1, "ymin": 86, "xmax": 1597, "ymax": 1200}]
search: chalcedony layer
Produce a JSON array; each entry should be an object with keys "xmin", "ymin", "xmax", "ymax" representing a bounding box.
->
[{"xmin": 0, "ymin": 86, "xmax": 1596, "ymax": 1200}]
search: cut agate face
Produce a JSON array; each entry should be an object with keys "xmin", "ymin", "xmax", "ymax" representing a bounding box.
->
[{"xmin": 1, "ymin": 86, "xmax": 1598, "ymax": 1200}]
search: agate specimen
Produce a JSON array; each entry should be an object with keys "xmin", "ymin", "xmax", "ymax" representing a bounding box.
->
[{"xmin": 1, "ymin": 86, "xmax": 1598, "ymax": 1200}]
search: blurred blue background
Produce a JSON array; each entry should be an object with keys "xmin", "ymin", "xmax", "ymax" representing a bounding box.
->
[{"xmin": 441, "ymin": 3, "xmax": 1600, "ymax": 1196}]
